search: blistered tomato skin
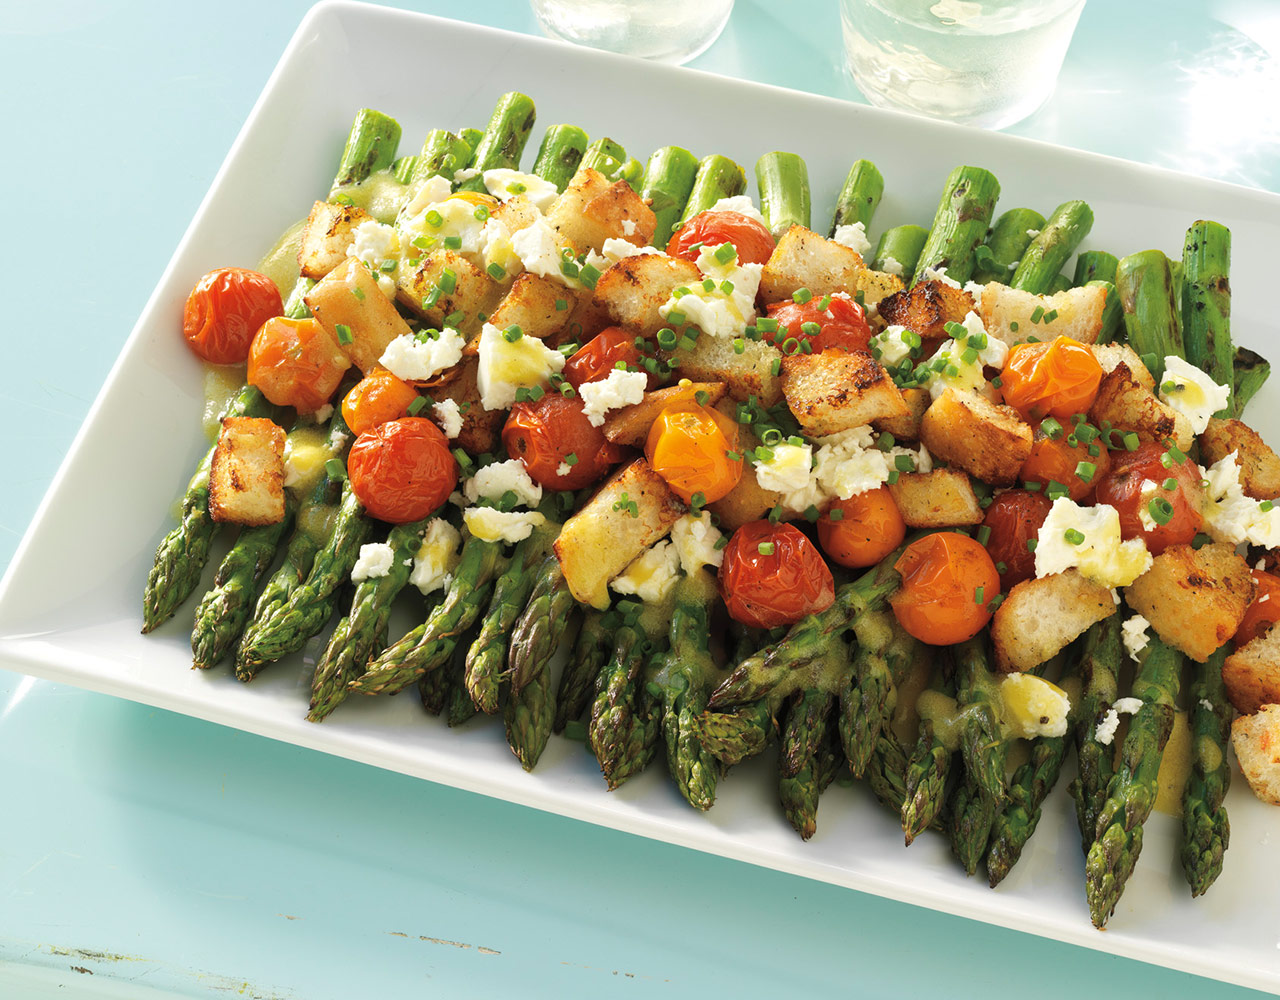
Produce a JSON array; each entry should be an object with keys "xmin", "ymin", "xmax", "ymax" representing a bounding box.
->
[
  {"xmin": 982, "ymin": 489, "xmax": 1053, "ymax": 592},
  {"xmin": 563, "ymin": 327, "xmax": 651, "ymax": 389},
  {"xmin": 765, "ymin": 296, "xmax": 873, "ymax": 354},
  {"xmin": 719, "ymin": 521, "xmax": 835, "ymax": 629},
  {"xmin": 1093, "ymin": 442, "xmax": 1204, "ymax": 555},
  {"xmin": 667, "ymin": 210, "xmax": 777, "ymax": 267},
  {"xmin": 1235, "ymin": 569, "xmax": 1280, "ymax": 646},
  {"xmin": 818, "ymin": 486, "xmax": 906, "ymax": 568},
  {"xmin": 1019, "ymin": 432, "xmax": 1112, "ymax": 502},
  {"xmin": 183, "ymin": 267, "xmax": 283, "ymax": 365},
  {"xmin": 247, "ymin": 316, "xmax": 351, "ymax": 413},
  {"xmin": 347, "ymin": 418, "xmax": 457, "ymax": 524},
  {"xmin": 341, "ymin": 369, "xmax": 420, "ymax": 436},
  {"xmin": 645, "ymin": 402, "xmax": 743, "ymax": 504},
  {"xmin": 890, "ymin": 532, "xmax": 1001, "ymax": 646},
  {"xmin": 503, "ymin": 394, "xmax": 626, "ymax": 490},
  {"xmin": 1000, "ymin": 335, "xmax": 1104, "ymax": 423}
]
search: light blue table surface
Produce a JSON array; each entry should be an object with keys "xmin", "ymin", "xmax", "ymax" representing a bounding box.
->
[{"xmin": 3, "ymin": 2, "xmax": 1279, "ymax": 997}]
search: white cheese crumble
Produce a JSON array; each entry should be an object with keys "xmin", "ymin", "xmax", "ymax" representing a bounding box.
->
[
  {"xmin": 463, "ymin": 506, "xmax": 546, "ymax": 544},
  {"xmin": 879, "ymin": 255, "xmax": 904, "ymax": 277},
  {"xmin": 1114, "ymin": 697, "xmax": 1144, "ymax": 714},
  {"xmin": 482, "ymin": 168, "xmax": 559, "ymax": 212},
  {"xmin": 1026, "ymin": 228, "xmax": 1041, "ymax": 239},
  {"xmin": 922, "ymin": 265, "xmax": 961, "ymax": 289},
  {"xmin": 556, "ymin": 461, "xmax": 573, "ymax": 477},
  {"xmin": 509, "ymin": 217, "xmax": 579, "ymax": 288},
  {"xmin": 832, "ymin": 222, "xmax": 872, "ymax": 258},
  {"xmin": 753, "ymin": 442, "xmax": 813, "ymax": 494},
  {"xmin": 621, "ymin": 217, "xmax": 637, "ymax": 237},
  {"xmin": 871, "ymin": 325, "xmax": 918, "ymax": 367},
  {"xmin": 410, "ymin": 520, "xmax": 461, "ymax": 594},
  {"xmin": 923, "ymin": 311, "xmax": 1007, "ymax": 400},
  {"xmin": 475, "ymin": 322, "xmax": 566, "ymax": 410},
  {"xmin": 463, "ymin": 458, "xmax": 543, "ymax": 509},
  {"xmin": 379, "ymin": 327, "xmax": 466, "ymax": 383},
  {"xmin": 707, "ymin": 194, "xmax": 767, "ymax": 227},
  {"xmin": 999, "ymin": 673, "xmax": 1071, "ymax": 739},
  {"xmin": 1201, "ymin": 452, "xmax": 1280, "ymax": 548},
  {"xmin": 432, "ymin": 399, "xmax": 463, "ymax": 439},
  {"xmin": 348, "ymin": 219, "xmax": 400, "ymax": 269},
  {"xmin": 1033, "ymin": 498, "xmax": 1153, "ymax": 588},
  {"xmin": 1200, "ymin": 698, "xmax": 1215, "ymax": 712},
  {"xmin": 602, "ymin": 237, "xmax": 661, "ymax": 263},
  {"xmin": 314, "ymin": 404, "xmax": 334, "ymax": 424},
  {"xmin": 610, "ymin": 540, "xmax": 681, "ymax": 602},
  {"xmin": 670, "ymin": 512, "xmax": 725, "ymax": 575},
  {"xmin": 1121, "ymin": 613, "xmax": 1151, "ymax": 663},
  {"xmin": 452, "ymin": 167, "xmax": 479, "ymax": 183},
  {"xmin": 1137, "ymin": 479, "xmax": 1161, "ymax": 533},
  {"xmin": 1159, "ymin": 355, "xmax": 1230, "ymax": 434},
  {"xmin": 781, "ymin": 426, "xmax": 930, "ymax": 512},
  {"xmin": 399, "ymin": 174, "xmax": 453, "ymax": 221},
  {"xmin": 399, "ymin": 196, "xmax": 487, "ymax": 260},
  {"xmin": 657, "ymin": 245, "xmax": 762, "ymax": 339},
  {"xmin": 351, "ymin": 542, "xmax": 396, "ymax": 582},
  {"xmin": 1095, "ymin": 696, "xmax": 1146, "ymax": 746},
  {"xmin": 579, "ymin": 368, "xmax": 647, "ymax": 426}
]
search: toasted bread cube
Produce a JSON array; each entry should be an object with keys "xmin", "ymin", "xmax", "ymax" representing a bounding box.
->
[
  {"xmin": 873, "ymin": 387, "xmax": 931, "ymax": 441},
  {"xmin": 979, "ymin": 283, "xmax": 1106, "ymax": 347},
  {"xmin": 305, "ymin": 258, "xmax": 413, "ymax": 375},
  {"xmin": 592, "ymin": 253, "xmax": 702, "ymax": 337},
  {"xmin": 426, "ymin": 355, "xmax": 504, "ymax": 455},
  {"xmin": 674, "ymin": 335, "xmax": 784, "ymax": 406},
  {"xmin": 857, "ymin": 269, "xmax": 907, "ymax": 319},
  {"xmin": 887, "ymin": 469, "xmax": 984, "ymax": 528},
  {"xmin": 1231, "ymin": 705, "xmax": 1280, "ymax": 806},
  {"xmin": 1089, "ymin": 361, "xmax": 1194, "ymax": 452},
  {"xmin": 602, "ymin": 382, "xmax": 728, "ymax": 448},
  {"xmin": 1091, "ymin": 342, "xmax": 1155, "ymax": 389},
  {"xmin": 706, "ymin": 406, "xmax": 783, "ymax": 531},
  {"xmin": 990, "ymin": 570, "xmax": 1116, "ymax": 673},
  {"xmin": 486, "ymin": 273, "xmax": 573, "ymax": 341},
  {"xmin": 1201, "ymin": 418, "xmax": 1280, "ymax": 500},
  {"xmin": 554, "ymin": 458, "xmax": 686, "ymax": 609},
  {"xmin": 545, "ymin": 167, "xmax": 657, "ymax": 255},
  {"xmin": 490, "ymin": 192, "xmax": 541, "ymax": 241},
  {"xmin": 1223, "ymin": 627, "xmax": 1280, "ymax": 715},
  {"xmin": 758, "ymin": 225, "xmax": 864, "ymax": 304},
  {"xmin": 297, "ymin": 200, "xmax": 374, "ymax": 280},
  {"xmin": 1125, "ymin": 542, "xmax": 1255, "ymax": 662},
  {"xmin": 780, "ymin": 349, "xmax": 908, "ymax": 438},
  {"xmin": 397, "ymin": 249, "xmax": 501, "ymax": 337},
  {"xmin": 209, "ymin": 417, "xmax": 286, "ymax": 526},
  {"xmin": 919, "ymin": 388, "xmax": 1032, "ymax": 486},
  {"xmin": 877, "ymin": 280, "xmax": 975, "ymax": 340}
]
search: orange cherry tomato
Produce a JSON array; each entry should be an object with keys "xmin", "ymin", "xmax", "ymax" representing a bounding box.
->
[
  {"xmin": 347, "ymin": 417, "xmax": 457, "ymax": 524},
  {"xmin": 1235, "ymin": 569, "xmax": 1280, "ymax": 646},
  {"xmin": 889, "ymin": 532, "xmax": 1000, "ymax": 645},
  {"xmin": 1000, "ymin": 335, "xmax": 1104, "ymax": 423},
  {"xmin": 817, "ymin": 486, "xmax": 906, "ymax": 568},
  {"xmin": 644, "ymin": 401, "xmax": 743, "ymax": 504},
  {"xmin": 1018, "ymin": 431, "xmax": 1113, "ymax": 502},
  {"xmin": 447, "ymin": 191, "xmax": 500, "ymax": 209},
  {"xmin": 341, "ymin": 369, "xmax": 420, "ymax": 436},
  {"xmin": 765, "ymin": 294, "xmax": 873, "ymax": 354},
  {"xmin": 502, "ymin": 394, "xmax": 627, "ymax": 490},
  {"xmin": 563, "ymin": 327, "xmax": 647, "ymax": 389},
  {"xmin": 247, "ymin": 316, "xmax": 352, "ymax": 412},
  {"xmin": 1093, "ymin": 442, "xmax": 1204, "ymax": 555},
  {"xmin": 667, "ymin": 210, "xmax": 777, "ymax": 267},
  {"xmin": 183, "ymin": 267, "xmax": 283, "ymax": 364},
  {"xmin": 981, "ymin": 489, "xmax": 1053, "ymax": 593},
  {"xmin": 718, "ymin": 521, "xmax": 835, "ymax": 629}
]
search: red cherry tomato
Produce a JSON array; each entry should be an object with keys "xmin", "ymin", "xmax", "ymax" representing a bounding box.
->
[
  {"xmin": 764, "ymin": 294, "xmax": 873, "ymax": 354},
  {"xmin": 1018, "ymin": 431, "xmax": 1112, "ymax": 502},
  {"xmin": 247, "ymin": 316, "xmax": 351, "ymax": 413},
  {"xmin": 817, "ymin": 486, "xmax": 906, "ymax": 568},
  {"xmin": 645, "ymin": 401, "xmax": 743, "ymax": 504},
  {"xmin": 982, "ymin": 489, "xmax": 1053, "ymax": 592},
  {"xmin": 1235, "ymin": 569, "xmax": 1280, "ymax": 647},
  {"xmin": 718, "ymin": 521, "xmax": 835, "ymax": 629},
  {"xmin": 889, "ymin": 532, "xmax": 1000, "ymax": 645},
  {"xmin": 563, "ymin": 327, "xmax": 650, "ymax": 389},
  {"xmin": 1000, "ymin": 336, "xmax": 1104, "ymax": 423},
  {"xmin": 341, "ymin": 369, "xmax": 420, "ymax": 436},
  {"xmin": 347, "ymin": 417, "xmax": 457, "ymax": 524},
  {"xmin": 1093, "ymin": 442, "xmax": 1204, "ymax": 555},
  {"xmin": 183, "ymin": 267, "xmax": 284, "ymax": 364},
  {"xmin": 667, "ymin": 210, "xmax": 776, "ymax": 267},
  {"xmin": 503, "ymin": 394, "xmax": 627, "ymax": 490}
]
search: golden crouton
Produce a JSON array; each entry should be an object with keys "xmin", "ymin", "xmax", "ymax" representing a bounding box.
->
[
  {"xmin": 856, "ymin": 269, "xmax": 906, "ymax": 320},
  {"xmin": 876, "ymin": 279, "xmax": 975, "ymax": 340},
  {"xmin": 1124, "ymin": 542, "xmax": 1255, "ymax": 662},
  {"xmin": 673, "ymin": 336, "xmax": 784, "ymax": 406},
  {"xmin": 758, "ymin": 225, "xmax": 864, "ymax": 304},
  {"xmin": 1201, "ymin": 417, "xmax": 1280, "ymax": 500},
  {"xmin": 1088, "ymin": 361, "xmax": 1194, "ymax": 453},
  {"xmin": 978, "ymin": 283, "xmax": 1107, "ymax": 347},
  {"xmin": 1231, "ymin": 705, "xmax": 1280, "ymax": 806},
  {"xmin": 305, "ymin": 258, "xmax": 414, "ymax": 375},
  {"xmin": 297, "ymin": 200, "xmax": 374, "ymax": 280},
  {"xmin": 887, "ymin": 469, "xmax": 984, "ymax": 528},
  {"xmin": 602, "ymin": 382, "xmax": 728, "ymax": 448},
  {"xmin": 1223, "ymin": 626, "xmax": 1280, "ymax": 715},
  {"xmin": 209, "ymin": 417, "xmax": 286, "ymax": 526},
  {"xmin": 780, "ymin": 349, "xmax": 908, "ymax": 438},
  {"xmin": 592, "ymin": 253, "xmax": 702, "ymax": 337},
  {"xmin": 919, "ymin": 389, "xmax": 1032, "ymax": 486},
  {"xmin": 706, "ymin": 409, "xmax": 783, "ymax": 531},
  {"xmin": 1090, "ymin": 343, "xmax": 1155, "ymax": 389},
  {"xmin": 990, "ymin": 570, "xmax": 1116, "ymax": 673},
  {"xmin": 554, "ymin": 458, "xmax": 686, "ymax": 609},
  {"xmin": 872, "ymin": 387, "xmax": 931, "ymax": 441},
  {"xmin": 425, "ymin": 356, "xmax": 504, "ymax": 455},
  {"xmin": 544, "ymin": 167, "xmax": 657, "ymax": 255},
  {"xmin": 486, "ymin": 273, "xmax": 574, "ymax": 342},
  {"xmin": 397, "ymin": 249, "xmax": 501, "ymax": 337}
]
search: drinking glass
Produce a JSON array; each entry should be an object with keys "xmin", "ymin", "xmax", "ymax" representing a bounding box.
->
[{"xmin": 530, "ymin": 0, "xmax": 735, "ymax": 65}]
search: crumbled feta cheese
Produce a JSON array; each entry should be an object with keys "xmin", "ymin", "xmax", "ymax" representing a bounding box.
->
[
  {"xmin": 922, "ymin": 265, "xmax": 960, "ymax": 289},
  {"xmin": 400, "ymin": 174, "xmax": 453, "ymax": 220},
  {"xmin": 464, "ymin": 459, "xmax": 542, "ymax": 508},
  {"xmin": 1026, "ymin": 229, "xmax": 1041, "ymax": 239},
  {"xmin": 963, "ymin": 280, "xmax": 986, "ymax": 308},
  {"xmin": 1201, "ymin": 452, "xmax": 1280, "ymax": 548},
  {"xmin": 879, "ymin": 255, "xmax": 904, "ymax": 277},
  {"xmin": 1159, "ymin": 355, "xmax": 1230, "ymax": 434},
  {"xmin": 432, "ymin": 399, "xmax": 463, "ymax": 439},
  {"xmin": 380, "ymin": 327, "xmax": 466, "ymax": 382},
  {"xmin": 479, "ymin": 214, "xmax": 522, "ymax": 278},
  {"xmin": 621, "ymin": 217, "xmax": 637, "ymax": 237},
  {"xmin": 348, "ymin": 220, "xmax": 400, "ymax": 269},
  {"xmin": 475, "ymin": 322, "xmax": 566, "ymax": 410},
  {"xmin": 832, "ymin": 221, "xmax": 871, "ymax": 257},
  {"xmin": 1000, "ymin": 673, "xmax": 1071, "ymax": 739},
  {"xmin": 579, "ymin": 369, "xmax": 648, "ymax": 426},
  {"xmin": 1137, "ymin": 479, "xmax": 1161, "ymax": 533},
  {"xmin": 657, "ymin": 245, "xmax": 762, "ymax": 339},
  {"xmin": 482, "ymin": 169, "xmax": 559, "ymax": 212},
  {"xmin": 1200, "ymin": 698, "xmax": 1215, "ymax": 712},
  {"xmin": 410, "ymin": 520, "xmax": 461, "ymax": 594},
  {"xmin": 871, "ymin": 325, "xmax": 918, "ymax": 367},
  {"xmin": 399, "ymin": 196, "xmax": 487, "ymax": 259},
  {"xmin": 452, "ymin": 167, "xmax": 479, "ymax": 183},
  {"xmin": 670, "ymin": 512, "xmax": 725, "ymax": 575},
  {"xmin": 602, "ymin": 237, "xmax": 661, "ymax": 262},
  {"xmin": 610, "ymin": 540, "xmax": 681, "ymax": 602},
  {"xmin": 1122, "ymin": 613, "xmax": 1151, "ymax": 662},
  {"xmin": 375, "ymin": 273, "xmax": 396, "ymax": 299},
  {"xmin": 753, "ymin": 442, "xmax": 813, "ymax": 493},
  {"xmin": 1095, "ymin": 708, "xmax": 1120, "ymax": 746},
  {"xmin": 556, "ymin": 461, "xmax": 573, "ymax": 477},
  {"xmin": 781, "ymin": 427, "xmax": 931, "ymax": 511},
  {"xmin": 1114, "ymin": 697, "xmax": 1144, "ymax": 714},
  {"xmin": 313, "ymin": 404, "xmax": 334, "ymax": 424},
  {"xmin": 923, "ymin": 311, "xmax": 1007, "ymax": 400},
  {"xmin": 1034, "ymin": 498, "xmax": 1153, "ymax": 588},
  {"xmin": 510, "ymin": 217, "xmax": 578, "ymax": 287},
  {"xmin": 707, "ymin": 195, "xmax": 766, "ymax": 227},
  {"xmin": 463, "ymin": 506, "xmax": 546, "ymax": 544},
  {"xmin": 351, "ymin": 542, "xmax": 395, "ymax": 582}
]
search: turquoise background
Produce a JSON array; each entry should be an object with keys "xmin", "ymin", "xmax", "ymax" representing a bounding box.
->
[{"xmin": 2, "ymin": 1, "xmax": 1278, "ymax": 996}]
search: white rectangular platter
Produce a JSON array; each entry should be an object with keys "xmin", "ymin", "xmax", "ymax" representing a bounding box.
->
[{"xmin": 2, "ymin": 2, "xmax": 1279, "ymax": 992}]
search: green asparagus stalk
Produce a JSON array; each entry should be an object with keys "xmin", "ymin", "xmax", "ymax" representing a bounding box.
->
[
  {"xmin": 949, "ymin": 774, "xmax": 999, "ymax": 876},
  {"xmin": 414, "ymin": 592, "xmax": 452, "ymax": 715},
  {"xmin": 410, "ymin": 129, "xmax": 473, "ymax": 187},
  {"xmin": 696, "ymin": 699, "xmax": 776, "ymax": 765},
  {"xmin": 531, "ymin": 124, "xmax": 590, "ymax": 192},
  {"xmin": 871, "ymin": 224, "xmax": 928, "ymax": 277},
  {"xmin": 679, "ymin": 154, "xmax": 747, "ymax": 223},
  {"xmin": 954, "ymin": 636, "xmax": 1007, "ymax": 807},
  {"xmin": 554, "ymin": 608, "xmax": 616, "ymax": 733},
  {"xmin": 1009, "ymin": 200, "xmax": 1094, "ymax": 294},
  {"xmin": 455, "ymin": 92, "xmax": 538, "ymax": 192},
  {"xmin": 901, "ymin": 659, "xmax": 956, "ymax": 847},
  {"xmin": 755, "ymin": 151, "xmax": 810, "ymax": 240},
  {"xmin": 589, "ymin": 619, "xmax": 664, "ymax": 789},
  {"xmin": 283, "ymin": 276, "xmax": 315, "ymax": 319},
  {"xmin": 1048, "ymin": 272, "xmax": 1072, "ymax": 293},
  {"xmin": 970, "ymin": 207, "xmax": 1046, "ymax": 285},
  {"xmin": 579, "ymin": 137, "xmax": 626, "ymax": 174},
  {"xmin": 1088, "ymin": 279, "xmax": 1123, "ymax": 344},
  {"xmin": 838, "ymin": 607, "xmax": 918, "ymax": 777},
  {"xmin": 458, "ymin": 127, "xmax": 485, "ymax": 164},
  {"xmin": 1068, "ymin": 614, "xmax": 1123, "ymax": 852},
  {"xmin": 615, "ymin": 157, "xmax": 643, "ymax": 190},
  {"xmin": 1181, "ymin": 645, "xmax": 1232, "ymax": 897},
  {"xmin": 391, "ymin": 155, "xmax": 417, "ymax": 185},
  {"xmin": 778, "ymin": 687, "xmax": 839, "ymax": 840},
  {"xmin": 911, "ymin": 165, "xmax": 1001, "ymax": 286},
  {"xmin": 1073, "ymin": 249, "xmax": 1119, "ymax": 286},
  {"xmin": 445, "ymin": 654, "xmax": 480, "ymax": 728},
  {"xmin": 1233, "ymin": 345, "xmax": 1270, "ymax": 417},
  {"xmin": 1115, "ymin": 249, "xmax": 1185, "ymax": 384},
  {"xmin": 640, "ymin": 145, "xmax": 700, "ymax": 247},
  {"xmin": 1181, "ymin": 220, "xmax": 1234, "ymax": 414},
  {"xmin": 828, "ymin": 159, "xmax": 884, "ymax": 236},
  {"xmin": 867, "ymin": 730, "xmax": 910, "ymax": 816},
  {"xmin": 329, "ymin": 108, "xmax": 402, "ymax": 195}
]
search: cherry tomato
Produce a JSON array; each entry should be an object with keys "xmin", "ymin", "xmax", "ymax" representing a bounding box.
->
[
  {"xmin": 347, "ymin": 417, "xmax": 457, "ymax": 524},
  {"xmin": 247, "ymin": 316, "xmax": 351, "ymax": 413},
  {"xmin": 563, "ymin": 327, "xmax": 648, "ymax": 389},
  {"xmin": 341, "ymin": 369, "xmax": 420, "ymax": 436},
  {"xmin": 890, "ymin": 532, "xmax": 1000, "ymax": 645},
  {"xmin": 764, "ymin": 294, "xmax": 873, "ymax": 354},
  {"xmin": 1018, "ymin": 431, "xmax": 1113, "ymax": 502},
  {"xmin": 183, "ymin": 267, "xmax": 284, "ymax": 364},
  {"xmin": 1000, "ymin": 335, "xmax": 1104, "ymax": 423},
  {"xmin": 817, "ymin": 486, "xmax": 906, "ymax": 568},
  {"xmin": 645, "ymin": 401, "xmax": 743, "ymax": 504},
  {"xmin": 1235, "ymin": 569, "xmax": 1280, "ymax": 646},
  {"xmin": 667, "ymin": 210, "xmax": 776, "ymax": 267},
  {"xmin": 503, "ymin": 393, "xmax": 627, "ymax": 490},
  {"xmin": 447, "ymin": 191, "xmax": 500, "ymax": 210},
  {"xmin": 1093, "ymin": 442, "xmax": 1204, "ymax": 555},
  {"xmin": 982, "ymin": 489, "xmax": 1053, "ymax": 592},
  {"xmin": 718, "ymin": 521, "xmax": 835, "ymax": 629}
]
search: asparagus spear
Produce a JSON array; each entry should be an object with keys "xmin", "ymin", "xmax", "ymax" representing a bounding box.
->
[
  {"xmin": 1073, "ymin": 249, "xmax": 1119, "ymax": 286},
  {"xmin": 828, "ymin": 159, "xmax": 884, "ymax": 236},
  {"xmin": 1068, "ymin": 615, "xmax": 1123, "ymax": 851},
  {"xmin": 839, "ymin": 607, "xmax": 919, "ymax": 777},
  {"xmin": 1009, "ymin": 200, "xmax": 1093, "ymax": 293},
  {"xmin": 1233, "ymin": 345, "xmax": 1270, "ymax": 416},
  {"xmin": 679, "ymin": 153, "xmax": 747, "ymax": 223},
  {"xmin": 579, "ymin": 136, "xmax": 626, "ymax": 174},
  {"xmin": 946, "ymin": 637, "xmax": 1008, "ymax": 875},
  {"xmin": 902, "ymin": 656, "xmax": 956, "ymax": 846},
  {"xmin": 867, "ymin": 730, "xmax": 910, "ymax": 816},
  {"xmin": 554, "ymin": 608, "xmax": 616, "ymax": 733},
  {"xmin": 696, "ymin": 700, "xmax": 775, "ymax": 765},
  {"xmin": 589, "ymin": 618, "xmax": 665, "ymax": 789},
  {"xmin": 458, "ymin": 127, "xmax": 485, "ymax": 163},
  {"xmin": 969, "ymin": 207, "xmax": 1046, "ymax": 285},
  {"xmin": 778, "ymin": 686, "xmax": 840, "ymax": 840},
  {"xmin": 409, "ymin": 129, "xmax": 473, "ymax": 187},
  {"xmin": 755, "ymin": 151, "xmax": 810, "ymax": 240},
  {"xmin": 949, "ymin": 774, "xmax": 998, "ymax": 876},
  {"xmin": 1115, "ymin": 249, "xmax": 1185, "ymax": 384},
  {"xmin": 329, "ymin": 108, "xmax": 402, "ymax": 195},
  {"xmin": 1086, "ymin": 633, "xmax": 1181, "ymax": 928},
  {"xmin": 1181, "ymin": 220, "xmax": 1234, "ymax": 414},
  {"xmin": 455, "ymin": 92, "xmax": 538, "ymax": 193},
  {"xmin": 911, "ymin": 165, "xmax": 1001, "ymax": 286},
  {"xmin": 531, "ymin": 124, "xmax": 590, "ymax": 192},
  {"xmin": 1088, "ymin": 279, "xmax": 1123, "ymax": 344},
  {"xmin": 1181, "ymin": 645, "xmax": 1232, "ymax": 897},
  {"xmin": 871, "ymin": 224, "xmax": 928, "ymax": 277},
  {"xmin": 640, "ymin": 145, "xmax": 700, "ymax": 247}
]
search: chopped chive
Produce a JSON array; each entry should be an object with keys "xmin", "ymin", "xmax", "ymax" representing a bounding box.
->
[
  {"xmin": 324, "ymin": 457, "xmax": 346, "ymax": 480},
  {"xmin": 995, "ymin": 561, "xmax": 1008, "ymax": 575},
  {"xmin": 1009, "ymin": 321, "xmax": 1019, "ymax": 333},
  {"xmin": 438, "ymin": 268, "xmax": 457, "ymax": 295},
  {"xmin": 886, "ymin": 470, "xmax": 900, "ymax": 485},
  {"xmin": 792, "ymin": 287, "xmax": 813, "ymax": 304},
  {"xmin": 702, "ymin": 278, "xmax": 716, "ymax": 293},
  {"xmin": 1046, "ymin": 480, "xmax": 1070, "ymax": 501},
  {"xmin": 757, "ymin": 542, "xmax": 776, "ymax": 556},
  {"xmin": 720, "ymin": 280, "xmax": 734, "ymax": 295},
  {"xmin": 828, "ymin": 507, "xmax": 844, "ymax": 522},
  {"xmin": 1123, "ymin": 431, "xmax": 1140, "ymax": 451},
  {"xmin": 976, "ymin": 525, "xmax": 992, "ymax": 546},
  {"xmin": 767, "ymin": 505, "xmax": 784, "ymax": 524},
  {"xmin": 818, "ymin": 294, "xmax": 832, "ymax": 311},
  {"xmin": 407, "ymin": 395, "xmax": 428, "ymax": 416},
  {"xmin": 579, "ymin": 263, "xmax": 601, "ymax": 289},
  {"xmin": 334, "ymin": 323, "xmax": 353, "ymax": 345},
  {"xmin": 1075, "ymin": 461, "xmax": 1097, "ymax": 482},
  {"xmin": 894, "ymin": 454, "xmax": 916, "ymax": 473},
  {"xmin": 486, "ymin": 262, "xmax": 506, "ymax": 280},
  {"xmin": 1040, "ymin": 416, "xmax": 1063, "ymax": 439},
  {"xmin": 733, "ymin": 338, "xmax": 746, "ymax": 355},
  {"xmin": 974, "ymin": 585, "xmax": 985, "ymax": 604},
  {"xmin": 422, "ymin": 285, "xmax": 441, "ymax": 309},
  {"xmin": 657, "ymin": 328, "xmax": 678, "ymax": 350},
  {"xmin": 473, "ymin": 205, "xmax": 490, "ymax": 221},
  {"xmin": 1027, "ymin": 538, "xmax": 1038, "ymax": 552},
  {"xmin": 554, "ymin": 298, "xmax": 568, "ymax": 312},
  {"xmin": 1161, "ymin": 477, "xmax": 1178, "ymax": 491},
  {"xmin": 876, "ymin": 432, "xmax": 895, "ymax": 452},
  {"xmin": 1043, "ymin": 309, "xmax": 1059, "ymax": 323},
  {"xmin": 351, "ymin": 286, "xmax": 365, "ymax": 302},
  {"xmin": 502, "ymin": 325, "xmax": 523, "ymax": 342},
  {"xmin": 695, "ymin": 389, "xmax": 710, "ymax": 406},
  {"xmin": 1148, "ymin": 496, "xmax": 1174, "ymax": 525},
  {"xmin": 424, "ymin": 210, "xmax": 443, "ymax": 228},
  {"xmin": 1191, "ymin": 531, "xmax": 1211, "ymax": 549},
  {"xmin": 726, "ymin": 450, "xmax": 742, "ymax": 462},
  {"xmin": 379, "ymin": 258, "xmax": 397, "ymax": 273},
  {"xmin": 770, "ymin": 357, "xmax": 781, "ymax": 376},
  {"xmin": 756, "ymin": 317, "xmax": 778, "ymax": 334},
  {"xmin": 442, "ymin": 235, "xmax": 462, "ymax": 250},
  {"xmin": 713, "ymin": 242, "xmax": 737, "ymax": 265},
  {"xmin": 1030, "ymin": 305, "xmax": 1045, "ymax": 324}
]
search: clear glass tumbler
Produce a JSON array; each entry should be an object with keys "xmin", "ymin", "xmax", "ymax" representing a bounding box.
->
[
  {"xmin": 839, "ymin": 0, "xmax": 1086, "ymax": 130},
  {"xmin": 530, "ymin": 0, "xmax": 735, "ymax": 65}
]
